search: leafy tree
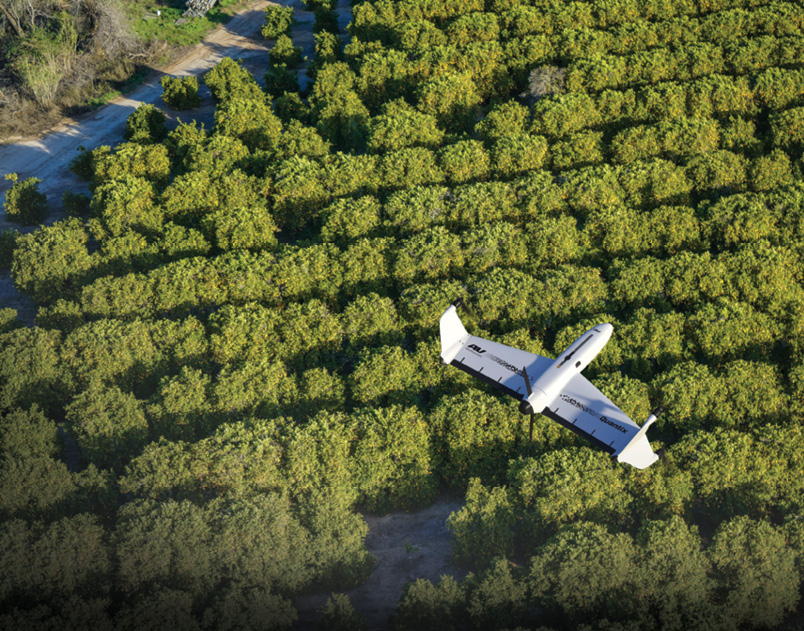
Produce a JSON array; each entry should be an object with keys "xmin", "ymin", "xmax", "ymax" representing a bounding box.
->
[
  {"xmin": 181, "ymin": 133, "xmax": 250, "ymax": 177},
  {"xmin": 114, "ymin": 498, "xmax": 218, "ymax": 596},
  {"xmin": 0, "ymin": 327, "xmax": 63, "ymax": 413},
  {"xmin": 393, "ymin": 225, "xmax": 464, "ymax": 283},
  {"xmin": 123, "ymin": 104, "xmax": 168, "ymax": 144},
  {"xmin": 65, "ymin": 382, "xmax": 149, "ymax": 470},
  {"xmin": 429, "ymin": 392, "xmax": 520, "ymax": 491},
  {"xmin": 491, "ymin": 133, "xmax": 548, "ymax": 178},
  {"xmin": 393, "ymin": 576, "xmax": 467, "ymax": 631},
  {"xmin": 465, "ymin": 559, "xmax": 527, "ymax": 630},
  {"xmin": 417, "ymin": 72, "xmax": 482, "ymax": 133},
  {"xmin": 214, "ymin": 96, "xmax": 283, "ymax": 152},
  {"xmin": 708, "ymin": 516, "xmax": 799, "ymax": 628},
  {"xmin": 90, "ymin": 175, "xmax": 162, "ymax": 238},
  {"xmin": 750, "ymin": 148, "xmax": 793, "ymax": 192},
  {"xmin": 368, "ymin": 100, "xmax": 444, "ymax": 152},
  {"xmin": 114, "ymin": 589, "xmax": 199, "ymax": 631},
  {"xmin": 448, "ymin": 181, "xmax": 517, "ymax": 227},
  {"xmin": 439, "ymin": 140, "xmax": 490, "ymax": 184},
  {"xmin": 262, "ymin": 4, "xmax": 294, "ymax": 39},
  {"xmin": 11, "ymin": 218, "xmax": 94, "ymax": 304},
  {"xmin": 160, "ymin": 75, "xmax": 201, "ymax": 110},
  {"xmin": 3, "ymin": 173, "xmax": 47, "ymax": 225},
  {"xmin": 380, "ymin": 147, "xmax": 444, "ymax": 189},
  {"xmin": 320, "ymin": 196, "xmax": 381, "ymax": 244},
  {"xmin": 269, "ymin": 34, "xmax": 303, "ymax": 69},
  {"xmin": 265, "ymin": 63, "xmax": 301, "ymax": 97},
  {"xmin": 0, "ymin": 514, "xmax": 111, "ymax": 604},
  {"xmin": 446, "ymin": 479, "xmax": 515, "ymax": 570},
  {"xmin": 352, "ymin": 405, "xmax": 436, "ymax": 512},
  {"xmin": 529, "ymin": 522, "xmax": 638, "ymax": 624},
  {"xmin": 0, "ymin": 405, "xmax": 61, "ymax": 461},
  {"xmin": 147, "ymin": 367, "xmax": 214, "ymax": 442},
  {"xmin": 341, "ymin": 293, "xmax": 402, "ymax": 350},
  {"xmin": 201, "ymin": 584, "xmax": 297, "ymax": 631},
  {"xmin": 204, "ymin": 57, "xmax": 265, "ymax": 103},
  {"xmin": 318, "ymin": 593, "xmax": 367, "ymax": 631},
  {"xmin": 201, "ymin": 203, "xmax": 278, "ymax": 251},
  {"xmin": 511, "ymin": 449, "xmax": 631, "ymax": 548}
]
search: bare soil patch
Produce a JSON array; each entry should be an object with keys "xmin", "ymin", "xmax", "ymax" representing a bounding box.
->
[{"xmin": 294, "ymin": 497, "xmax": 468, "ymax": 631}]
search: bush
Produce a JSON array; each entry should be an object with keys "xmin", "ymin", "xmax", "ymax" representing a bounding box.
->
[
  {"xmin": 446, "ymin": 479, "xmax": 516, "ymax": 570},
  {"xmin": 318, "ymin": 593, "xmax": 366, "ymax": 631},
  {"xmin": 160, "ymin": 75, "xmax": 201, "ymax": 110},
  {"xmin": 269, "ymin": 34, "xmax": 303, "ymax": 68},
  {"xmin": 439, "ymin": 140, "xmax": 490, "ymax": 184},
  {"xmin": 261, "ymin": 4, "xmax": 294, "ymax": 39},
  {"xmin": 3, "ymin": 174, "xmax": 47, "ymax": 225},
  {"xmin": 123, "ymin": 104, "xmax": 168, "ymax": 144}
]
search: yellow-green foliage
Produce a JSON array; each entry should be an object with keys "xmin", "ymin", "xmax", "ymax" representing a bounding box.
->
[{"xmin": 6, "ymin": 0, "xmax": 804, "ymax": 625}]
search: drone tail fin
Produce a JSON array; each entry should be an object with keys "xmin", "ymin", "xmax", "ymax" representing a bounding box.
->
[
  {"xmin": 440, "ymin": 299, "xmax": 469, "ymax": 364},
  {"xmin": 615, "ymin": 409, "xmax": 661, "ymax": 470}
]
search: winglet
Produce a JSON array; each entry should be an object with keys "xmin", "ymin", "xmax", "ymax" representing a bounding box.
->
[
  {"xmin": 440, "ymin": 302, "xmax": 469, "ymax": 365},
  {"xmin": 614, "ymin": 409, "xmax": 661, "ymax": 469}
]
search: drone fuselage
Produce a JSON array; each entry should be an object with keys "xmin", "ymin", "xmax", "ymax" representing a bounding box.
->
[{"xmin": 520, "ymin": 323, "xmax": 613, "ymax": 415}]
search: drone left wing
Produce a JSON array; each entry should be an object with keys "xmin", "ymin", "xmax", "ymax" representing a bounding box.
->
[{"xmin": 439, "ymin": 302, "xmax": 552, "ymax": 399}]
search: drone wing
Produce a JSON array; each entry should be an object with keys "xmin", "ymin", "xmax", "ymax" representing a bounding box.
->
[
  {"xmin": 439, "ymin": 302, "xmax": 552, "ymax": 399},
  {"xmin": 544, "ymin": 374, "xmax": 659, "ymax": 469}
]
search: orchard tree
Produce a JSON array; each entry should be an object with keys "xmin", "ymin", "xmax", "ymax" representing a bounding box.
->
[
  {"xmin": 65, "ymin": 382, "xmax": 149, "ymax": 471},
  {"xmin": 160, "ymin": 75, "xmax": 201, "ymax": 110},
  {"xmin": 124, "ymin": 104, "xmax": 168, "ymax": 144},
  {"xmin": 11, "ymin": 218, "xmax": 94, "ymax": 304},
  {"xmin": 3, "ymin": 174, "xmax": 47, "ymax": 225}
]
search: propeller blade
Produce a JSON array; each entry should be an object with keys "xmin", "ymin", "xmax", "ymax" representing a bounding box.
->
[
  {"xmin": 529, "ymin": 415, "xmax": 534, "ymax": 441},
  {"xmin": 522, "ymin": 365, "xmax": 533, "ymax": 397}
]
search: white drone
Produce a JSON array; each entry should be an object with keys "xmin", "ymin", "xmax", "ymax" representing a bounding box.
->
[{"xmin": 439, "ymin": 300, "xmax": 660, "ymax": 469}]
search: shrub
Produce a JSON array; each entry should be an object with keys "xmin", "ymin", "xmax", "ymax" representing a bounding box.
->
[
  {"xmin": 204, "ymin": 57, "xmax": 265, "ymax": 103},
  {"xmin": 352, "ymin": 405, "xmax": 436, "ymax": 512},
  {"xmin": 446, "ymin": 479, "xmax": 516, "ymax": 570},
  {"xmin": 265, "ymin": 63, "xmax": 300, "ymax": 96},
  {"xmin": 439, "ymin": 140, "xmax": 490, "ymax": 183},
  {"xmin": 261, "ymin": 4, "xmax": 294, "ymax": 39},
  {"xmin": 491, "ymin": 133, "xmax": 548, "ymax": 178},
  {"xmin": 123, "ymin": 104, "xmax": 167, "ymax": 144},
  {"xmin": 160, "ymin": 75, "xmax": 201, "ymax": 110},
  {"xmin": 269, "ymin": 34, "xmax": 303, "ymax": 68},
  {"xmin": 3, "ymin": 174, "xmax": 47, "ymax": 225}
]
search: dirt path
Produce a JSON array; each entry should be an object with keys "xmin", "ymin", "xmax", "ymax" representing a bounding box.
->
[{"xmin": 294, "ymin": 497, "xmax": 468, "ymax": 631}]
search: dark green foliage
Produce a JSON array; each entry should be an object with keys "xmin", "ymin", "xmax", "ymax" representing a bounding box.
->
[
  {"xmin": 3, "ymin": 173, "xmax": 47, "ymax": 225},
  {"xmin": 262, "ymin": 5, "xmax": 294, "ymax": 39},
  {"xmin": 352, "ymin": 405, "xmax": 436, "ymax": 512},
  {"xmin": 393, "ymin": 576, "xmax": 466, "ymax": 631},
  {"xmin": 708, "ymin": 516, "xmax": 799, "ymax": 628},
  {"xmin": 0, "ymin": 514, "xmax": 111, "ymax": 603},
  {"xmin": 270, "ymin": 35, "xmax": 303, "ymax": 69},
  {"xmin": 265, "ymin": 63, "xmax": 300, "ymax": 96},
  {"xmin": 6, "ymin": 1, "xmax": 804, "ymax": 626},
  {"xmin": 11, "ymin": 218, "xmax": 94, "ymax": 304},
  {"xmin": 123, "ymin": 104, "xmax": 168, "ymax": 144},
  {"xmin": 160, "ymin": 75, "xmax": 201, "ymax": 110},
  {"xmin": 203, "ymin": 57, "xmax": 264, "ymax": 103},
  {"xmin": 446, "ymin": 479, "xmax": 515, "ymax": 570},
  {"xmin": 318, "ymin": 593, "xmax": 367, "ymax": 631}
]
